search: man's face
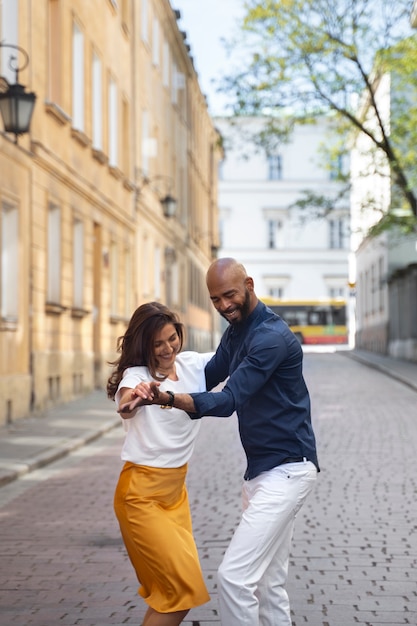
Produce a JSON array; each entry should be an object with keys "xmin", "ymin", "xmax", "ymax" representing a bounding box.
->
[{"xmin": 208, "ymin": 275, "xmax": 253, "ymax": 325}]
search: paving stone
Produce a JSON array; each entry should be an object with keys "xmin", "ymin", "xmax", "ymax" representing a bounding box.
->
[{"xmin": 1, "ymin": 352, "xmax": 417, "ymax": 624}]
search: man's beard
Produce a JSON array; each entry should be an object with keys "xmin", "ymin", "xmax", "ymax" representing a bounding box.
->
[{"xmin": 221, "ymin": 288, "xmax": 252, "ymax": 325}]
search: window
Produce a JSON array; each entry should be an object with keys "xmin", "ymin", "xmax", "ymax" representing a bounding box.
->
[
  {"xmin": 171, "ymin": 61, "xmax": 178, "ymax": 104},
  {"xmin": 72, "ymin": 21, "xmax": 85, "ymax": 131},
  {"xmin": 1, "ymin": 203, "xmax": 19, "ymax": 320},
  {"xmin": 47, "ymin": 204, "xmax": 61, "ymax": 303},
  {"xmin": 121, "ymin": 97, "xmax": 129, "ymax": 174},
  {"xmin": 142, "ymin": 235, "xmax": 150, "ymax": 296},
  {"xmin": 92, "ymin": 52, "xmax": 102, "ymax": 150},
  {"xmin": 154, "ymin": 246, "xmax": 160, "ymax": 299},
  {"xmin": 329, "ymin": 154, "xmax": 344, "ymax": 180},
  {"xmin": 110, "ymin": 241, "xmax": 118, "ymax": 316},
  {"xmin": 329, "ymin": 287, "xmax": 344, "ymax": 298},
  {"xmin": 171, "ymin": 260, "xmax": 179, "ymax": 306},
  {"xmin": 165, "ymin": 247, "xmax": 177, "ymax": 308},
  {"xmin": 48, "ymin": 0, "xmax": 62, "ymax": 104},
  {"xmin": 141, "ymin": 110, "xmax": 149, "ymax": 175},
  {"xmin": 268, "ymin": 155, "xmax": 282, "ymax": 180},
  {"xmin": 1, "ymin": 0, "xmax": 18, "ymax": 83},
  {"xmin": 267, "ymin": 219, "xmax": 283, "ymax": 249},
  {"xmin": 141, "ymin": 0, "xmax": 148, "ymax": 42},
  {"xmin": 73, "ymin": 219, "xmax": 84, "ymax": 308},
  {"xmin": 329, "ymin": 218, "xmax": 346, "ymax": 249},
  {"xmin": 108, "ymin": 77, "xmax": 118, "ymax": 167},
  {"xmin": 371, "ymin": 262, "xmax": 376, "ymax": 314},
  {"xmin": 268, "ymin": 286, "xmax": 284, "ymax": 299},
  {"xmin": 124, "ymin": 247, "xmax": 132, "ymax": 319},
  {"xmin": 378, "ymin": 256, "xmax": 385, "ymax": 312},
  {"xmin": 152, "ymin": 18, "xmax": 159, "ymax": 66},
  {"xmin": 162, "ymin": 41, "xmax": 170, "ymax": 87}
]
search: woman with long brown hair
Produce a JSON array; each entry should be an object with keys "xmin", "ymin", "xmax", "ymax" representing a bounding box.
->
[{"xmin": 107, "ymin": 302, "xmax": 212, "ymax": 626}]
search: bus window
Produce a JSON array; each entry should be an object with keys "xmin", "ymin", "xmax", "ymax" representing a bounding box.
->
[
  {"xmin": 331, "ymin": 306, "xmax": 346, "ymax": 325},
  {"xmin": 307, "ymin": 310, "xmax": 327, "ymax": 325}
]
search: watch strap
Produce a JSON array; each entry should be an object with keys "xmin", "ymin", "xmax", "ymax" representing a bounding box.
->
[{"xmin": 160, "ymin": 390, "xmax": 175, "ymax": 409}]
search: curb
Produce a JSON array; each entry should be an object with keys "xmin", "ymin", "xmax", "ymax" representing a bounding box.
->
[
  {"xmin": 0, "ymin": 417, "xmax": 121, "ymax": 488},
  {"xmin": 342, "ymin": 351, "xmax": 417, "ymax": 393}
]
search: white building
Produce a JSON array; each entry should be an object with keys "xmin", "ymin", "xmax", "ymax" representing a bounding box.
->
[
  {"xmin": 215, "ymin": 116, "xmax": 350, "ymax": 301},
  {"xmin": 350, "ymin": 72, "xmax": 417, "ymax": 356}
]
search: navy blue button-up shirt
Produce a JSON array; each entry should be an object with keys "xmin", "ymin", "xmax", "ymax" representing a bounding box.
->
[{"xmin": 190, "ymin": 301, "xmax": 319, "ymax": 480}]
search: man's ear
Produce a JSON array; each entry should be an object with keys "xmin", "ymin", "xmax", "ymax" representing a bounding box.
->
[{"xmin": 245, "ymin": 277, "xmax": 255, "ymax": 292}]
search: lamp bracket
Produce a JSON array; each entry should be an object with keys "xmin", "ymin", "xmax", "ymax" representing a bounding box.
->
[
  {"xmin": 0, "ymin": 41, "xmax": 30, "ymax": 83},
  {"xmin": 135, "ymin": 171, "xmax": 177, "ymax": 218}
]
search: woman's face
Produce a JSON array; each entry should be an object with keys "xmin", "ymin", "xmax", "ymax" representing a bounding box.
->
[{"xmin": 154, "ymin": 323, "xmax": 181, "ymax": 373}]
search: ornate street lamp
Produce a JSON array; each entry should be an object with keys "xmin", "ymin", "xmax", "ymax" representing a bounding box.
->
[
  {"xmin": 0, "ymin": 42, "xmax": 36, "ymax": 143},
  {"xmin": 160, "ymin": 193, "xmax": 177, "ymax": 218},
  {"xmin": 136, "ymin": 173, "xmax": 178, "ymax": 218}
]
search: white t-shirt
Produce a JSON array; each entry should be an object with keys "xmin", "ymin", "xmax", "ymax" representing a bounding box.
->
[{"xmin": 115, "ymin": 351, "xmax": 214, "ymax": 467}]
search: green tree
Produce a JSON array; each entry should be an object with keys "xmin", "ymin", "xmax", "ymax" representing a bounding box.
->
[{"xmin": 221, "ymin": 0, "xmax": 417, "ymax": 232}]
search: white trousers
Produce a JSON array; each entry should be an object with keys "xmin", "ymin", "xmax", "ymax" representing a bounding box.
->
[{"xmin": 217, "ymin": 460, "xmax": 317, "ymax": 626}]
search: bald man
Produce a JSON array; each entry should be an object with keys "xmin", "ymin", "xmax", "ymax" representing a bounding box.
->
[{"xmin": 124, "ymin": 258, "xmax": 319, "ymax": 626}]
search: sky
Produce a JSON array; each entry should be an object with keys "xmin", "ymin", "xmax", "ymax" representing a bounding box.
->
[{"xmin": 171, "ymin": 0, "xmax": 246, "ymax": 115}]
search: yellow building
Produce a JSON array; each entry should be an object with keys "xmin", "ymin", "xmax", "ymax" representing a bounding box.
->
[{"xmin": 0, "ymin": 0, "xmax": 221, "ymax": 426}]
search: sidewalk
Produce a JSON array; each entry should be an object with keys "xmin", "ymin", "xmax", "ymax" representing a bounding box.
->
[
  {"xmin": 0, "ymin": 390, "xmax": 120, "ymax": 487},
  {"xmin": 343, "ymin": 347, "xmax": 417, "ymax": 392},
  {"xmin": 0, "ymin": 348, "xmax": 416, "ymax": 488}
]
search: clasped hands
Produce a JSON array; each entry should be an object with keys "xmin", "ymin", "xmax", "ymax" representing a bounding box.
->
[{"xmin": 118, "ymin": 381, "xmax": 161, "ymax": 414}]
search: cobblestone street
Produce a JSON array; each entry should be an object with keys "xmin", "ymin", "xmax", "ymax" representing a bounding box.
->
[{"xmin": 0, "ymin": 350, "xmax": 416, "ymax": 625}]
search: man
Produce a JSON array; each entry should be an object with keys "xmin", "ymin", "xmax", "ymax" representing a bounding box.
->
[{"xmin": 122, "ymin": 258, "xmax": 319, "ymax": 626}]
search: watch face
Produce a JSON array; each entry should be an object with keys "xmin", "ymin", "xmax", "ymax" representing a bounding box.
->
[{"xmin": 0, "ymin": 77, "xmax": 9, "ymax": 93}]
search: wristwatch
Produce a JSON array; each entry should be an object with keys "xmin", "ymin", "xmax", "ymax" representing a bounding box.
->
[{"xmin": 160, "ymin": 390, "xmax": 175, "ymax": 409}]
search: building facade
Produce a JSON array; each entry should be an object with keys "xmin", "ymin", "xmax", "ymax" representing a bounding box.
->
[
  {"xmin": 350, "ymin": 72, "xmax": 417, "ymax": 358},
  {"xmin": 216, "ymin": 116, "xmax": 350, "ymax": 301},
  {"xmin": 0, "ymin": 0, "xmax": 220, "ymax": 426}
]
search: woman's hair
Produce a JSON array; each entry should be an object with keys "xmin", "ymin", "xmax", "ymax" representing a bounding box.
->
[{"xmin": 107, "ymin": 302, "xmax": 184, "ymax": 400}]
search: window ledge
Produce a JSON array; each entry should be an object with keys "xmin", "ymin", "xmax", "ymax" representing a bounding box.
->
[
  {"xmin": 71, "ymin": 128, "xmax": 90, "ymax": 148},
  {"xmin": 109, "ymin": 165, "xmax": 123, "ymax": 180},
  {"xmin": 71, "ymin": 307, "xmax": 90, "ymax": 319},
  {"xmin": 92, "ymin": 148, "xmax": 108, "ymax": 165},
  {"xmin": 45, "ymin": 302, "xmax": 67, "ymax": 315},
  {"xmin": 110, "ymin": 314, "xmax": 129, "ymax": 325},
  {"xmin": 0, "ymin": 317, "xmax": 18, "ymax": 331},
  {"xmin": 107, "ymin": 0, "xmax": 118, "ymax": 14},
  {"xmin": 45, "ymin": 101, "xmax": 71, "ymax": 126},
  {"xmin": 123, "ymin": 178, "xmax": 136, "ymax": 192}
]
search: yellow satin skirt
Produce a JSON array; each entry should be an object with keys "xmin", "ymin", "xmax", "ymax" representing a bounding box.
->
[{"xmin": 114, "ymin": 461, "xmax": 210, "ymax": 613}]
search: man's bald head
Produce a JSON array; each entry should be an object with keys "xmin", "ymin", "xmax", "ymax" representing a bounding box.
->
[
  {"xmin": 206, "ymin": 258, "xmax": 258, "ymax": 324},
  {"xmin": 206, "ymin": 258, "xmax": 248, "ymax": 287}
]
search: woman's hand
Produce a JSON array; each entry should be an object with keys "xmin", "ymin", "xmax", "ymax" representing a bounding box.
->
[{"xmin": 118, "ymin": 382, "xmax": 161, "ymax": 415}]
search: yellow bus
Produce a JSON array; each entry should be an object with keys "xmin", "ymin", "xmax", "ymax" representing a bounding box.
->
[{"xmin": 261, "ymin": 297, "xmax": 348, "ymax": 345}]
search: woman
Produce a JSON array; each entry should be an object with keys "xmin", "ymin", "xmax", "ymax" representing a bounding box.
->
[{"xmin": 107, "ymin": 302, "xmax": 212, "ymax": 626}]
